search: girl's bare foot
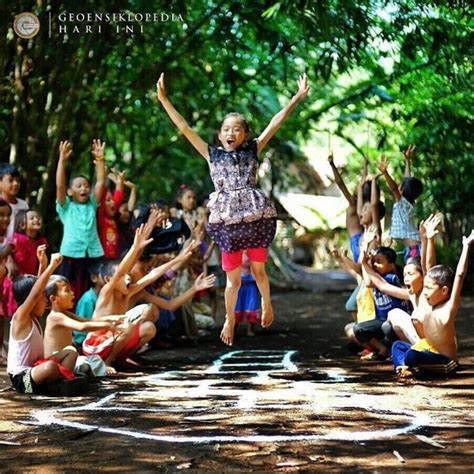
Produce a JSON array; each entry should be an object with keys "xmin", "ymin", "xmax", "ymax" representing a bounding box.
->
[
  {"xmin": 261, "ymin": 300, "xmax": 274, "ymax": 328},
  {"xmin": 220, "ymin": 317, "xmax": 235, "ymax": 346}
]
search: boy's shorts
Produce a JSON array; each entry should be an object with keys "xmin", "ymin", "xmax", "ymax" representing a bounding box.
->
[
  {"xmin": 221, "ymin": 247, "xmax": 268, "ymax": 272},
  {"xmin": 83, "ymin": 330, "xmax": 116, "ymax": 360},
  {"xmin": 83, "ymin": 324, "xmax": 141, "ymax": 360},
  {"xmin": 9, "ymin": 368, "xmax": 40, "ymax": 394}
]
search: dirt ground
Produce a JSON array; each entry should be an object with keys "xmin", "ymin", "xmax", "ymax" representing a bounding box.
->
[{"xmin": 1, "ymin": 288, "xmax": 473, "ymax": 472}]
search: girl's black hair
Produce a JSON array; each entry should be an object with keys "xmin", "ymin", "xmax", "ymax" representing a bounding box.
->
[
  {"xmin": 13, "ymin": 275, "xmax": 37, "ymax": 305},
  {"xmin": 214, "ymin": 112, "xmax": 252, "ymax": 147},
  {"xmin": 221, "ymin": 112, "xmax": 250, "ymax": 132},
  {"xmin": 400, "ymin": 177, "xmax": 423, "ymax": 204},
  {"xmin": 175, "ymin": 184, "xmax": 196, "ymax": 210}
]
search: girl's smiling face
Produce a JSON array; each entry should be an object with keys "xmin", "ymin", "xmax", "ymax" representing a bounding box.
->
[
  {"xmin": 26, "ymin": 210, "xmax": 42, "ymax": 236},
  {"xmin": 218, "ymin": 116, "xmax": 249, "ymax": 151}
]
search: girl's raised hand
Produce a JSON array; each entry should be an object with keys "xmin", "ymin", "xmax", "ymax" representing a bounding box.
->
[
  {"xmin": 295, "ymin": 73, "xmax": 309, "ymax": 100},
  {"xmin": 156, "ymin": 73, "xmax": 167, "ymax": 102},
  {"xmin": 59, "ymin": 141, "xmax": 73, "ymax": 162}
]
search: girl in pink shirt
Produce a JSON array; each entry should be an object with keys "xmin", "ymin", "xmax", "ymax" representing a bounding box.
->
[{"xmin": 12, "ymin": 209, "xmax": 49, "ymax": 275}]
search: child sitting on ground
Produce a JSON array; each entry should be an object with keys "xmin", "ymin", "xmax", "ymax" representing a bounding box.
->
[
  {"xmin": 7, "ymin": 253, "xmax": 77, "ymax": 394},
  {"xmin": 378, "ymin": 146, "xmax": 423, "ymax": 261},
  {"xmin": 362, "ymin": 214, "xmax": 441, "ymax": 346},
  {"xmin": 355, "ymin": 245, "xmax": 408, "ymax": 359},
  {"xmin": 84, "ymin": 220, "xmax": 197, "ymax": 365},
  {"xmin": 43, "ymin": 275, "xmax": 119, "ymax": 373},
  {"xmin": 392, "ymin": 230, "xmax": 474, "ymax": 378}
]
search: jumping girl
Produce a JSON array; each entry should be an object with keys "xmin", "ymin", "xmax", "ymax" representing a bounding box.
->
[{"xmin": 156, "ymin": 72, "xmax": 309, "ymax": 346}]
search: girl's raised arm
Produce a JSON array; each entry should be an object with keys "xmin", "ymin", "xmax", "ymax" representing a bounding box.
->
[
  {"xmin": 257, "ymin": 73, "xmax": 309, "ymax": 154},
  {"xmin": 157, "ymin": 73, "xmax": 209, "ymax": 161}
]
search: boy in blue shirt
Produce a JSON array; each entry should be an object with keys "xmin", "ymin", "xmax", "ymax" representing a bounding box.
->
[{"xmin": 355, "ymin": 246, "xmax": 408, "ymax": 359}]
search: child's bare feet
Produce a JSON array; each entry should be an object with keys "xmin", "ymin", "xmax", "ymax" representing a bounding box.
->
[
  {"xmin": 106, "ymin": 365, "xmax": 117, "ymax": 375},
  {"xmin": 261, "ymin": 300, "xmax": 274, "ymax": 328},
  {"xmin": 220, "ymin": 316, "xmax": 235, "ymax": 346}
]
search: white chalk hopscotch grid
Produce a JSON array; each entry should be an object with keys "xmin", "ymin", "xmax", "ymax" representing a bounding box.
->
[{"xmin": 31, "ymin": 350, "xmax": 432, "ymax": 443}]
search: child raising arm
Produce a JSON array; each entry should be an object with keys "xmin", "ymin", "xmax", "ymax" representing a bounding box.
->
[
  {"xmin": 7, "ymin": 254, "xmax": 78, "ymax": 394},
  {"xmin": 157, "ymin": 72, "xmax": 309, "ymax": 346}
]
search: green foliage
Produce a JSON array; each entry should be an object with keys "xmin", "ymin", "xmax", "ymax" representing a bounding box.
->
[{"xmin": 0, "ymin": 0, "xmax": 471, "ymax": 251}]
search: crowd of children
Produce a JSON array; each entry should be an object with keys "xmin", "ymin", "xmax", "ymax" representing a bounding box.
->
[
  {"xmin": 330, "ymin": 148, "xmax": 473, "ymax": 379},
  {"xmin": 0, "ymin": 139, "xmax": 224, "ymax": 393},
  {"xmin": 0, "ymin": 72, "xmax": 471, "ymax": 395}
]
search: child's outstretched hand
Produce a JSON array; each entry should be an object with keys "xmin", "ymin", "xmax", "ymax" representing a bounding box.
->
[
  {"xmin": 364, "ymin": 224, "xmax": 378, "ymax": 248},
  {"xmin": 59, "ymin": 141, "xmax": 73, "ymax": 162},
  {"xmin": 295, "ymin": 73, "xmax": 310, "ymax": 101},
  {"xmin": 125, "ymin": 180, "xmax": 136, "ymax": 190},
  {"xmin": 91, "ymin": 139, "xmax": 106, "ymax": 161},
  {"xmin": 156, "ymin": 73, "xmax": 167, "ymax": 103},
  {"xmin": 403, "ymin": 144, "xmax": 416, "ymax": 163},
  {"xmin": 49, "ymin": 253, "xmax": 63, "ymax": 269},
  {"xmin": 133, "ymin": 224, "xmax": 154, "ymax": 249},
  {"xmin": 423, "ymin": 213, "xmax": 442, "ymax": 239},
  {"xmin": 193, "ymin": 273, "xmax": 217, "ymax": 291},
  {"xmin": 36, "ymin": 244, "xmax": 48, "ymax": 267},
  {"xmin": 176, "ymin": 241, "xmax": 198, "ymax": 262},
  {"xmin": 462, "ymin": 230, "xmax": 474, "ymax": 246},
  {"xmin": 147, "ymin": 207, "xmax": 166, "ymax": 229},
  {"xmin": 378, "ymin": 154, "xmax": 389, "ymax": 173},
  {"xmin": 361, "ymin": 250, "xmax": 371, "ymax": 265},
  {"xmin": 107, "ymin": 167, "xmax": 125, "ymax": 185}
]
